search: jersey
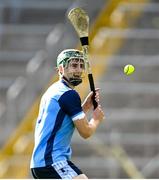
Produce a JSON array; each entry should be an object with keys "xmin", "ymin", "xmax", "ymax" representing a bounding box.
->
[{"xmin": 30, "ymin": 79, "xmax": 85, "ymax": 168}]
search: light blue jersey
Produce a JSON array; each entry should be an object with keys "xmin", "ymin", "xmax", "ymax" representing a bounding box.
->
[{"xmin": 30, "ymin": 80, "xmax": 85, "ymax": 168}]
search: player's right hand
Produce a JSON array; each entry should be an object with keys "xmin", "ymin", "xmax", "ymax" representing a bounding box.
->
[{"xmin": 93, "ymin": 104, "xmax": 105, "ymax": 122}]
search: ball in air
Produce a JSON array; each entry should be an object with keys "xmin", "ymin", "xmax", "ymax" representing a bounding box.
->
[{"xmin": 124, "ymin": 64, "xmax": 135, "ymax": 75}]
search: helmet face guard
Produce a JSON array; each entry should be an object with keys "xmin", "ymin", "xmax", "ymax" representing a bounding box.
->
[{"xmin": 57, "ymin": 49, "xmax": 85, "ymax": 86}]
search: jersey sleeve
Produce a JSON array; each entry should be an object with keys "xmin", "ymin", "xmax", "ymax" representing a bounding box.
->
[{"xmin": 58, "ymin": 90, "xmax": 85, "ymax": 121}]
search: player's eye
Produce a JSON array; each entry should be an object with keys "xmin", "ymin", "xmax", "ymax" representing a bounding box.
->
[
  {"xmin": 80, "ymin": 64, "xmax": 85, "ymax": 69},
  {"xmin": 71, "ymin": 63, "xmax": 78, "ymax": 68}
]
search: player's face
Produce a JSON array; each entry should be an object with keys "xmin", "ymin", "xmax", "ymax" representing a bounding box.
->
[{"xmin": 64, "ymin": 58, "xmax": 85, "ymax": 79}]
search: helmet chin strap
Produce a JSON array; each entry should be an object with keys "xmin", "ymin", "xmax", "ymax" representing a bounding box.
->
[{"xmin": 62, "ymin": 76, "xmax": 82, "ymax": 87}]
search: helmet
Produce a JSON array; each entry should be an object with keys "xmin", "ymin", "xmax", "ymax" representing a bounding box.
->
[{"xmin": 57, "ymin": 49, "xmax": 84, "ymax": 68}]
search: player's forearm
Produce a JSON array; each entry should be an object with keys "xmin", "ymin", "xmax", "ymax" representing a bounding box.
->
[
  {"xmin": 74, "ymin": 116, "xmax": 101, "ymax": 139},
  {"xmin": 83, "ymin": 118, "xmax": 100, "ymax": 139}
]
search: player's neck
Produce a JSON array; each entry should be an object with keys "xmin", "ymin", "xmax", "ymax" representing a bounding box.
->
[{"xmin": 61, "ymin": 76, "xmax": 75, "ymax": 89}]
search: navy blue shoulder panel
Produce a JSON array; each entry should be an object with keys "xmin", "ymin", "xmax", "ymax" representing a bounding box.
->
[{"xmin": 58, "ymin": 90, "xmax": 82, "ymax": 117}]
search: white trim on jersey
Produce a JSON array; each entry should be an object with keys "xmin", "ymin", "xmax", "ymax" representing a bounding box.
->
[{"xmin": 72, "ymin": 111, "xmax": 85, "ymax": 121}]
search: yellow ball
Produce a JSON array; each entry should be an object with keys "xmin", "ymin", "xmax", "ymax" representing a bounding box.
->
[{"xmin": 124, "ymin": 64, "xmax": 135, "ymax": 75}]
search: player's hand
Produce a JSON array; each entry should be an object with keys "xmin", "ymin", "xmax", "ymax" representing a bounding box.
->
[
  {"xmin": 82, "ymin": 88, "xmax": 100, "ymax": 112},
  {"xmin": 93, "ymin": 104, "xmax": 105, "ymax": 122}
]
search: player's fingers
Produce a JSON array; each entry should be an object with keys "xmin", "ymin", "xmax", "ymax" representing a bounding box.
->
[
  {"xmin": 97, "ymin": 104, "xmax": 102, "ymax": 109},
  {"xmin": 95, "ymin": 90, "xmax": 100, "ymax": 99},
  {"xmin": 95, "ymin": 96, "xmax": 100, "ymax": 102},
  {"xmin": 95, "ymin": 88, "xmax": 100, "ymax": 92}
]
